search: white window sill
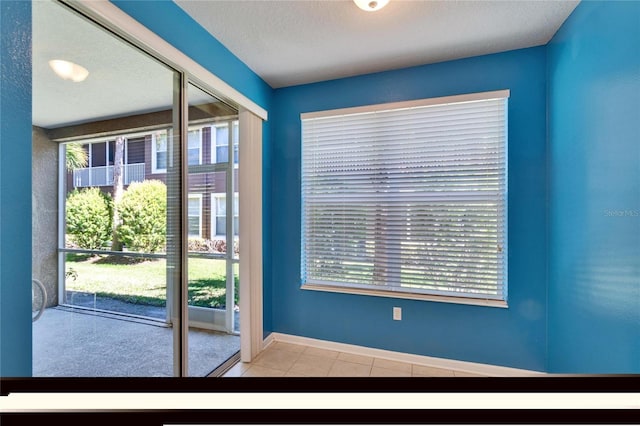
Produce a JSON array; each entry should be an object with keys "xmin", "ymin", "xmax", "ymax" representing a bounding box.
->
[{"xmin": 301, "ymin": 283, "xmax": 508, "ymax": 309}]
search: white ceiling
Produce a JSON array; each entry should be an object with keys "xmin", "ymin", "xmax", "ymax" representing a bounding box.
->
[
  {"xmin": 175, "ymin": 0, "xmax": 579, "ymax": 88},
  {"xmin": 32, "ymin": 0, "xmax": 181, "ymax": 129},
  {"xmin": 33, "ymin": 0, "xmax": 579, "ymax": 128}
]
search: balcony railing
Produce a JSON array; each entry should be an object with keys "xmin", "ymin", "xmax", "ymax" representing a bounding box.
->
[{"xmin": 73, "ymin": 163, "xmax": 145, "ymax": 188}]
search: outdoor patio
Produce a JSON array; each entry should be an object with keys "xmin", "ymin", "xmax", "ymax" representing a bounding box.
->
[{"xmin": 32, "ymin": 304, "xmax": 240, "ymax": 377}]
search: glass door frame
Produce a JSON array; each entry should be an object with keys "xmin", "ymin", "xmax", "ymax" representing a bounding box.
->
[{"xmin": 52, "ymin": 0, "xmax": 265, "ymax": 377}]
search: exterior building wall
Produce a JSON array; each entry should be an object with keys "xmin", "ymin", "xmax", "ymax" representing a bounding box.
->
[
  {"xmin": 63, "ymin": 126, "xmax": 238, "ymax": 242},
  {"xmin": 32, "ymin": 126, "xmax": 58, "ymax": 307}
]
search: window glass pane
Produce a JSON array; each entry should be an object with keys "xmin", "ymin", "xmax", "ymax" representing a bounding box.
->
[
  {"xmin": 232, "ymin": 121, "xmax": 239, "ymax": 164},
  {"xmin": 91, "ymin": 142, "xmax": 106, "ymax": 167},
  {"xmin": 187, "ymin": 83, "xmax": 239, "ymax": 376},
  {"xmin": 212, "ymin": 124, "xmax": 229, "ymax": 164},
  {"xmin": 107, "ymin": 141, "xmax": 115, "ymax": 165},
  {"xmin": 216, "ymin": 196, "xmax": 226, "ymax": 213},
  {"xmin": 216, "ymin": 217, "xmax": 226, "ymax": 236},
  {"xmin": 188, "ymin": 197, "xmax": 200, "ymax": 214},
  {"xmin": 187, "ymin": 130, "xmax": 200, "ymax": 165},
  {"xmin": 34, "ymin": 0, "xmax": 179, "ymax": 377},
  {"xmin": 216, "ymin": 125, "xmax": 229, "ymax": 146},
  {"xmin": 301, "ymin": 94, "xmax": 508, "ymax": 302},
  {"xmin": 188, "ymin": 217, "xmax": 200, "ymax": 237},
  {"xmin": 155, "ymin": 131, "xmax": 168, "ymax": 171},
  {"xmin": 188, "ymin": 149, "xmax": 200, "ymax": 166},
  {"xmin": 155, "ymin": 131, "xmax": 167, "ymax": 152},
  {"xmin": 188, "ymin": 130, "xmax": 200, "ymax": 149},
  {"xmin": 216, "ymin": 146, "xmax": 228, "ymax": 164},
  {"xmin": 156, "ymin": 152, "xmax": 167, "ymax": 170}
]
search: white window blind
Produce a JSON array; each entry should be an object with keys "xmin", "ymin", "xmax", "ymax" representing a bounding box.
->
[{"xmin": 301, "ymin": 90, "xmax": 508, "ymax": 303}]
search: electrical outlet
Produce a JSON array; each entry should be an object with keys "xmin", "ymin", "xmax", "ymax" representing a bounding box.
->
[{"xmin": 393, "ymin": 307, "xmax": 402, "ymax": 321}]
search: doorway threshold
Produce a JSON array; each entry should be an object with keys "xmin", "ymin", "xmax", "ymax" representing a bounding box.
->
[{"xmin": 56, "ymin": 304, "xmax": 169, "ymax": 328}]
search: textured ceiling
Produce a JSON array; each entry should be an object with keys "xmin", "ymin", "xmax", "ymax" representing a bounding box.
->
[
  {"xmin": 176, "ymin": 0, "xmax": 580, "ymax": 88},
  {"xmin": 33, "ymin": 0, "xmax": 579, "ymax": 128},
  {"xmin": 32, "ymin": 0, "xmax": 179, "ymax": 128},
  {"xmin": 33, "ymin": 1, "xmax": 221, "ymax": 129}
]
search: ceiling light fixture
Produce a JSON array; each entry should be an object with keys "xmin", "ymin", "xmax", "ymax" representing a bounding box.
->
[
  {"xmin": 48, "ymin": 59, "xmax": 89, "ymax": 82},
  {"xmin": 353, "ymin": 0, "xmax": 389, "ymax": 12}
]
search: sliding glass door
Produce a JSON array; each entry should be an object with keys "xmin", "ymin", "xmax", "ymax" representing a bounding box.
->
[
  {"xmin": 186, "ymin": 83, "xmax": 240, "ymax": 376},
  {"xmin": 32, "ymin": 0, "xmax": 240, "ymax": 377}
]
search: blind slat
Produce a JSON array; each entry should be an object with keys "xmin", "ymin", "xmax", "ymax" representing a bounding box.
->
[{"xmin": 301, "ymin": 94, "xmax": 508, "ymax": 301}]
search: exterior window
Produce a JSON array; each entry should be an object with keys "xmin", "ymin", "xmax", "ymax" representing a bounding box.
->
[
  {"xmin": 211, "ymin": 121, "xmax": 239, "ymax": 165},
  {"xmin": 152, "ymin": 130, "xmax": 168, "ymax": 173},
  {"xmin": 212, "ymin": 193, "xmax": 239, "ymax": 237},
  {"xmin": 69, "ymin": 137, "xmax": 148, "ymax": 188},
  {"xmin": 232, "ymin": 120, "xmax": 239, "ymax": 165},
  {"xmin": 187, "ymin": 128, "xmax": 201, "ymax": 165},
  {"xmin": 300, "ymin": 90, "xmax": 509, "ymax": 305},
  {"xmin": 188, "ymin": 194, "xmax": 202, "ymax": 238}
]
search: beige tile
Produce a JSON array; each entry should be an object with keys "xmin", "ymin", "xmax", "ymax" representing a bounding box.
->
[
  {"xmin": 412, "ymin": 365, "xmax": 455, "ymax": 377},
  {"xmin": 241, "ymin": 365, "xmax": 286, "ymax": 377},
  {"xmin": 303, "ymin": 346, "xmax": 340, "ymax": 359},
  {"xmin": 289, "ymin": 354, "xmax": 336, "ymax": 377},
  {"xmin": 253, "ymin": 348, "xmax": 301, "ymax": 371},
  {"xmin": 373, "ymin": 358, "xmax": 412, "ymax": 373},
  {"xmin": 337, "ymin": 352, "xmax": 374, "ymax": 366},
  {"xmin": 221, "ymin": 362, "xmax": 249, "ymax": 377},
  {"xmin": 272, "ymin": 342, "xmax": 307, "ymax": 354},
  {"xmin": 370, "ymin": 367, "xmax": 412, "ymax": 377},
  {"xmin": 328, "ymin": 360, "xmax": 371, "ymax": 377},
  {"xmin": 453, "ymin": 371, "xmax": 487, "ymax": 377}
]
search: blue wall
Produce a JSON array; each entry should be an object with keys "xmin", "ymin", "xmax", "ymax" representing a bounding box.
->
[
  {"xmin": 547, "ymin": 1, "xmax": 640, "ymax": 373},
  {"xmin": 0, "ymin": 0, "xmax": 32, "ymax": 376},
  {"xmin": 1, "ymin": 0, "xmax": 636, "ymax": 376},
  {"xmin": 271, "ymin": 47, "xmax": 549, "ymax": 371},
  {"xmin": 111, "ymin": 1, "xmax": 275, "ymax": 335}
]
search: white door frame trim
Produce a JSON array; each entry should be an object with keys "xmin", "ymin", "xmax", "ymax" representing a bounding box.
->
[{"xmin": 238, "ymin": 108, "xmax": 263, "ymax": 362}]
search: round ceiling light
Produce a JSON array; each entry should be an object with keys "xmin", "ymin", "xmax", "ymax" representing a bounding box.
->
[
  {"xmin": 353, "ymin": 0, "xmax": 389, "ymax": 12},
  {"xmin": 48, "ymin": 59, "xmax": 89, "ymax": 82}
]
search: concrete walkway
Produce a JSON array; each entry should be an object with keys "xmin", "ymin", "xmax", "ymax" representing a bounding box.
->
[{"xmin": 33, "ymin": 306, "xmax": 239, "ymax": 377}]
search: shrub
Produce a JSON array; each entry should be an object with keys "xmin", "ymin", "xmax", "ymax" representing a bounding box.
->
[
  {"xmin": 66, "ymin": 188, "xmax": 112, "ymax": 249},
  {"xmin": 188, "ymin": 238, "xmax": 239, "ymax": 255},
  {"xmin": 116, "ymin": 180, "xmax": 167, "ymax": 253}
]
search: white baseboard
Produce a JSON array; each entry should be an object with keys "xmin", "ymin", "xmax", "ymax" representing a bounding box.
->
[
  {"xmin": 265, "ymin": 332, "xmax": 545, "ymax": 377},
  {"xmin": 261, "ymin": 332, "xmax": 276, "ymax": 351}
]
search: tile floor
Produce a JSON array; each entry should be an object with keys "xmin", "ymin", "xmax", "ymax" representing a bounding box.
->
[{"xmin": 222, "ymin": 341, "xmax": 488, "ymax": 377}]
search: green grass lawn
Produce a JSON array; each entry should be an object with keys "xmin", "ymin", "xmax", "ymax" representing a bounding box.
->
[{"xmin": 65, "ymin": 253, "xmax": 238, "ymax": 309}]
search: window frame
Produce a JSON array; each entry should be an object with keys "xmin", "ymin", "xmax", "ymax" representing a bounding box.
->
[
  {"xmin": 300, "ymin": 90, "xmax": 509, "ymax": 308},
  {"xmin": 151, "ymin": 129, "xmax": 168, "ymax": 174},
  {"xmin": 187, "ymin": 127, "xmax": 203, "ymax": 166},
  {"xmin": 210, "ymin": 120, "xmax": 239, "ymax": 167},
  {"xmin": 211, "ymin": 192, "xmax": 239, "ymax": 238},
  {"xmin": 187, "ymin": 193, "xmax": 202, "ymax": 239}
]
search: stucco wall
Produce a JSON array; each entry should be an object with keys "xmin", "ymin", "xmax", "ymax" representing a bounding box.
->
[{"xmin": 32, "ymin": 126, "xmax": 58, "ymax": 307}]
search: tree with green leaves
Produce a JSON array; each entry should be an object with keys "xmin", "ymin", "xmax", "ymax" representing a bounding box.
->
[
  {"xmin": 116, "ymin": 180, "xmax": 167, "ymax": 253},
  {"xmin": 66, "ymin": 187, "xmax": 113, "ymax": 249},
  {"xmin": 111, "ymin": 136, "xmax": 125, "ymax": 250},
  {"xmin": 65, "ymin": 143, "xmax": 88, "ymax": 171}
]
